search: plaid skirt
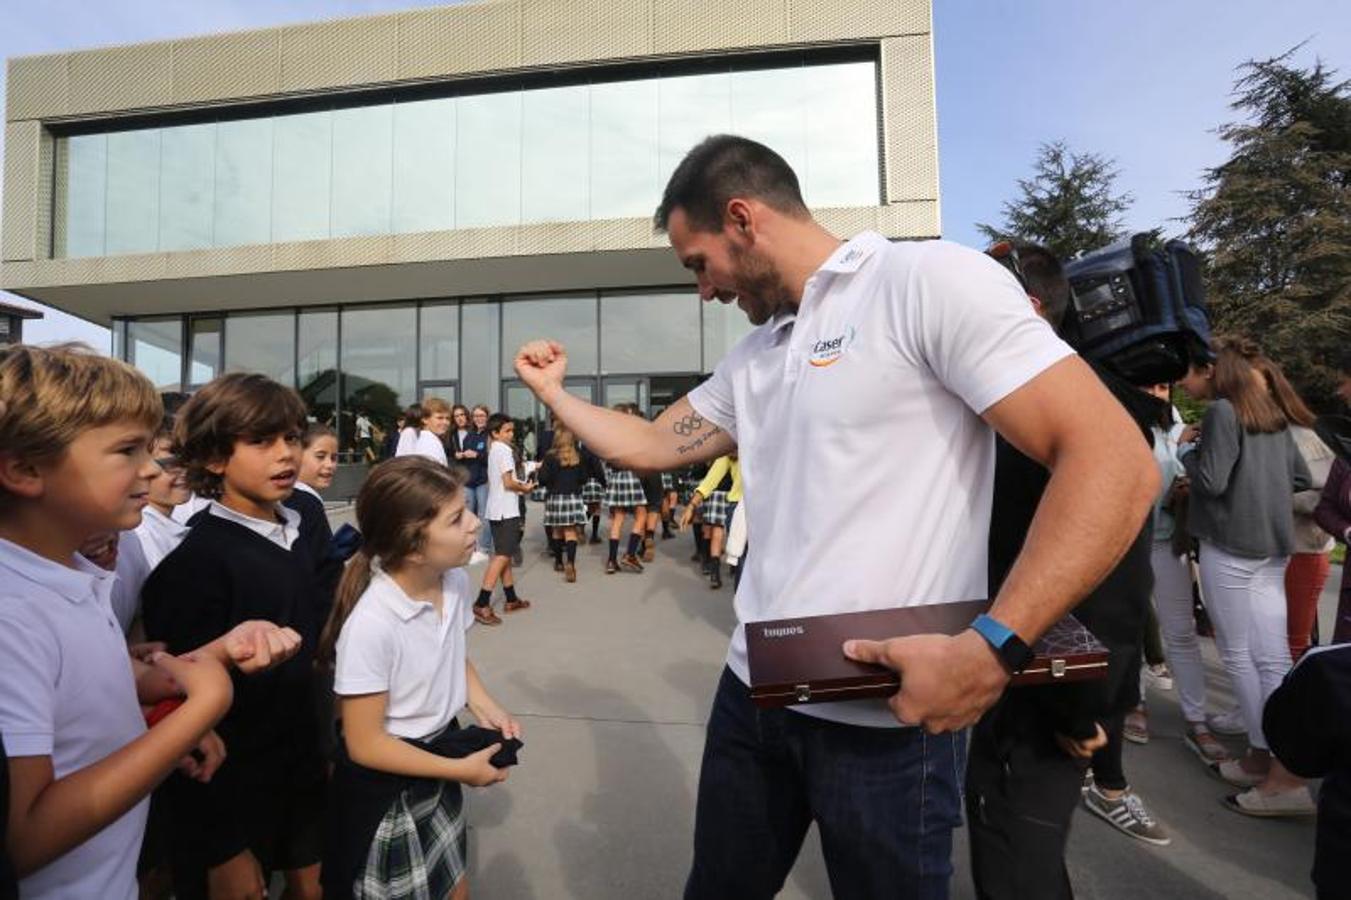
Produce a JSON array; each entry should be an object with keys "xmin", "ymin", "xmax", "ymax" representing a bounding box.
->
[
  {"xmin": 581, "ymin": 478, "xmax": 605, "ymax": 505},
  {"xmin": 702, "ymin": 490, "xmax": 731, "ymax": 527},
  {"xmin": 660, "ymin": 472, "xmax": 675, "ymax": 493},
  {"xmin": 530, "ymin": 485, "xmax": 548, "ymax": 503},
  {"xmin": 355, "ymin": 778, "xmax": 465, "ymax": 900},
  {"xmin": 543, "ymin": 493, "xmax": 589, "ymax": 527},
  {"xmin": 606, "ymin": 467, "xmax": 647, "ymax": 509}
]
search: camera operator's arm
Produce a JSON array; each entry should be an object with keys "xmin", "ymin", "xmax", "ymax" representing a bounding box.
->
[{"xmin": 515, "ymin": 340, "xmax": 734, "ymax": 471}]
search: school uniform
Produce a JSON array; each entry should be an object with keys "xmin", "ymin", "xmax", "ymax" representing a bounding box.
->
[
  {"xmin": 134, "ymin": 505, "xmax": 192, "ymax": 572},
  {"xmin": 141, "ymin": 503, "xmax": 326, "ymax": 898},
  {"xmin": 395, "ymin": 428, "xmax": 449, "ymax": 466},
  {"xmin": 109, "ymin": 529, "xmax": 152, "ymax": 634},
  {"xmin": 285, "ymin": 482, "xmax": 343, "ymax": 760},
  {"xmin": 484, "ymin": 441, "xmax": 523, "ymax": 557},
  {"xmin": 324, "ymin": 567, "xmax": 474, "ymax": 900},
  {"xmin": 539, "ymin": 453, "xmax": 605, "ymax": 528},
  {"xmin": 0, "ymin": 538, "xmax": 147, "ymax": 900},
  {"xmin": 692, "ymin": 456, "xmax": 742, "ymax": 528},
  {"xmin": 604, "ymin": 463, "xmax": 646, "ymax": 509}
]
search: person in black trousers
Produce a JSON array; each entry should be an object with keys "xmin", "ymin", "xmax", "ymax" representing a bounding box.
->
[{"xmin": 967, "ymin": 242, "xmax": 1167, "ymax": 900}]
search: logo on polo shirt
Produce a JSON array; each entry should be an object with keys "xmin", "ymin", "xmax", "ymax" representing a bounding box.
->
[{"xmin": 807, "ymin": 327, "xmax": 856, "ymax": 368}]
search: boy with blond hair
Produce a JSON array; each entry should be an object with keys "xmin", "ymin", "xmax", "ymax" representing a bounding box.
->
[{"xmin": 0, "ymin": 344, "xmax": 300, "ymax": 900}]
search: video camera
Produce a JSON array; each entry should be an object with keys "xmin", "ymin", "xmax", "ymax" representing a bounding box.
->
[{"xmin": 1060, "ymin": 233, "xmax": 1213, "ymax": 385}]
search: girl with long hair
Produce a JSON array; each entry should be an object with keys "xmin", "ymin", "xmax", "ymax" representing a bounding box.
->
[
  {"xmin": 1253, "ymin": 355, "xmax": 1337, "ymax": 662},
  {"xmin": 1178, "ymin": 337, "xmax": 1313, "ymax": 816},
  {"xmin": 537, "ymin": 425, "xmax": 604, "ymax": 582},
  {"xmin": 318, "ymin": 457, "xmax": 519, "ymax": 900}
]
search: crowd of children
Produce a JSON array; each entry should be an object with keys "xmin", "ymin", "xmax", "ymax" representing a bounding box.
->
[{"xmin": 0, "ymin": 345, "xmax": 523, "ymax": 900}]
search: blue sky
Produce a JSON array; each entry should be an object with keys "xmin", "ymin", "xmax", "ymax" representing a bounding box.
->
[{"xmin": 3, "ymin": 0, "xmax": 1349, "ymax": 348}]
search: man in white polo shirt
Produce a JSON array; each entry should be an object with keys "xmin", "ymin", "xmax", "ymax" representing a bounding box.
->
[{"xmin": 514, "ymin": 136, "xmax": 1158, "ymax": 898}]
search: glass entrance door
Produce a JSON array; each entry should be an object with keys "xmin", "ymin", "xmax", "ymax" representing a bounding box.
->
[
  {"xmin": 602, "ymin": 377, "xmax": 649, "ymax": 413},
  {"xmin": 503, "ymin": 378, "xmax": 595, "ymax": 457},
  {"xmin": 418, "ymin": 380, "xmax": 457, "ymax": 405}
]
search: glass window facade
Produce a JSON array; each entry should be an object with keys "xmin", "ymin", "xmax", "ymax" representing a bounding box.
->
[
  {"xmin": 115, "ymin": 288, "xmax": 759, "ymax": 455},
  {"xmin": 56, "ymin": 55, "xmax": 880, "ymax": 257}
]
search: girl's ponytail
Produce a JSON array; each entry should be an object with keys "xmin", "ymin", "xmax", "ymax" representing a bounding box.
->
[{"xmin": 318, "ymin": 548, "xmax": 374, "ymax": 668}]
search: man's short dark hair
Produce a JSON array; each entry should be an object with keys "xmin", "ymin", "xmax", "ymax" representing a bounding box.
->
[
  {"xmin": 1015, "ymin": 241, "xmax": 1072, "ymax": 333},
  {"xmin": 654, "ymin": 135, "xmax": 810, "ymax": 233}
]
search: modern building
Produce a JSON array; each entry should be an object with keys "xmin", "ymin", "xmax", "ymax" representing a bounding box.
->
[
  {"xmin": 1, "ymin": 0, "xmax": 938, "ymax": 459},
  {"xmin": 0, "ymin": 300, "xmax": 42, "ymax": 349}
]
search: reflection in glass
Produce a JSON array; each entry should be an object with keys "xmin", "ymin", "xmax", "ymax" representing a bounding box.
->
[
  {"xmin": 53, "ymin": 57, "xmax": 882, "ymax": 256},
  {"xmin": 188, "ymin": 317, "xmax": 222, "ymax": 388},
  {"xmin": 225, "ymin": 312, "xmax": 296, "ymax": 385},
  {"xmin": 702, "ymin": 299, "xmax": 755, "ymax": 372},
  {"xmin": 128, "ymin": 318, "xmax": 183, "ymax": 392},
  {"xmin": 601, "ymin": 291, "xmax": 699, "ymax": 374},
  {"xmin": 658, "ymin": 72, "xmax": 731, "ymax": 189},
  {"xmin": 501, "ymin": 295, "xmax": 597, "ymax": 377},
  {"xmin": 273, "ymin": 111, "xmax": 332, "ymax": 243},
  {"xmin": 456, "ymin": 90, "xmax": 521, "ymax": 228},
  {"xmin": 393, "ymin": 98, "xmax": 455, "ymax": 234},
  {"xmin": 341, "ymin": 305, "xmax": 417, "ymax": 452},
  {"xmin": 298, "ymin": 309, "xmax": 339, "ymax": 431},
  {"xmin": 214, "ymin": 119, "xmax": 273, "ymax": 247},
  {"xmin": 332, "ymin": 105, "xmax": 393, "ymax": 238},
  {"xmin": 803, "ymin": 61, "xmax": 880, "ymax": 207},
  {"xmin": 419, "ymin": 302, "xmax": 459, "ymax": 382},
  {"xmin": 60, "ymin": 134, "xmax": 108, "ymax": 257},
  {"xmin": 522, "ymin": 85, "xmax": 589, "ymax": 223},
  {"xmin": 459, "ymin": 301, "xmax": 500, "ymax": 410},
  {"xmin": 590, "ymin": 80, "xmax": 659, "ymax": 220},
  {"xmin": 105, "ymin": 129, "xmax": 161, "ymax": 255},
  {"xmin": 159, "ymin": 123, "xmax": 215, "ymax": 251}
]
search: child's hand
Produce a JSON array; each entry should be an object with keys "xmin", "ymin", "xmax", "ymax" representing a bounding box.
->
[
  {"xmin": 473, "ymin": 704, "xmax": 522, "ymax": 741},
  {"xmin": 177, "ymin": 729, "xmax": 227, "ymax": 783},
  {"xmin": 221, "ymin": 621, "xmax": 303, "ymax": 675},
  {"xmin": 678, "ymin": 503, "xmax": 696, "ymax": 531},
  {"xmin": 150, "ymin": 651, "xmax": 232, "ymax": 716},
  {"xmin": 207, "ymin": 849, "xmax": 267, "ymax": 900},
  {"xmin": 456, "ymin": 743, "xmax": 509, "ymax": 787}
]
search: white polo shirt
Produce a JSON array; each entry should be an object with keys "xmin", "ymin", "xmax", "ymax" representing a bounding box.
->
[
  {"xmin": 333, "ymin": 566, "xmax": 473, "ymax": 739},
  {"xmin": 484, "ymin": 441, "xmax": 520, "ymax": 521},
  {"xmin": 688, "ymin": 233, "xmax": 1074, "ymax": 728},
  {"xmin": 208, "ymin": 500, "xmax": 302, "ymax": 551},
  {"xmin": 0, "ymin": 538, "xmax": 147, "ymax": 900},
  {"xmin": 134, "ymin": 505, "xmax": 192, "ymax": 572},
  {"xmin": 109, "ymin": 530, "xmax": 152, "ymax": 634}
]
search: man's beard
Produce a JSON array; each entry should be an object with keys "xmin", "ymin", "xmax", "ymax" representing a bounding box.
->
[{"xmin": 729, "ymin": 242, "xmax": 792, "ymax": 326}]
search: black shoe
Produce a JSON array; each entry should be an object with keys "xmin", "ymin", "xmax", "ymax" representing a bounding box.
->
[
  {"xmin": 589, "ymin": 535, "xmax": 602, "ymax": 545},
  {"xmin": 709, "ymin": 568, "xmax": 722, "ymax": 589},
  {"xmin": 701, "ymin": 559, "xmax": 712, "ymax": 576}
]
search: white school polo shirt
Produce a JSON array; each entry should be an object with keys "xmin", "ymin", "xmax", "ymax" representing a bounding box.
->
[
  {"xmin": 333, "ymin": 566, "xmax": 473, "ymax": 739},
  {"xmin": 688, "ymin": 233, "xmax": 1074, "ymax": 728},
  {"xmin": 484, "ymin": 441, "xmax": 520, "ymax": 521},
  {"xmin": 0, "ymin": 538, "xmax": 147, "ymax": 900},
  {"xmin": 208, "ymin": 500, "xmax": 302, "ymax": 550},
  {"xmin": 134, "ymin": 505, "xmax": 192, "ymax": 572},
  {"xmin": 109, "ymin": 530, "xmax": 152, "ymax": 634}
]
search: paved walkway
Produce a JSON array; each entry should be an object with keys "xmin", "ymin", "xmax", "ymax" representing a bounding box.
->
[{"xmin": 448, "ymin": 520, "xmax": 1324, "ymax": 899}]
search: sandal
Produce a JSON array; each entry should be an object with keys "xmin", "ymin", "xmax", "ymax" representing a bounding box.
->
[
  {"xmin": 473, "ymin": 607, "xmax": 502, "ymax": 626},
  {"xmin": 1183, "ymin": 724, "xmax": 1230, "ymax": 764}
]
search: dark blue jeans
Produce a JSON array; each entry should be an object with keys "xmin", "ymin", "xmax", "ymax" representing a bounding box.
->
[{"xmin": 685, "ymin": 668, "xmax": 966, "ymax": 900}]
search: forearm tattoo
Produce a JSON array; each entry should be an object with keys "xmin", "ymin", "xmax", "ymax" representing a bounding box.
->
[{"xmin": 673, "ymin": 413, "xmax": 722, "ymax": 456}]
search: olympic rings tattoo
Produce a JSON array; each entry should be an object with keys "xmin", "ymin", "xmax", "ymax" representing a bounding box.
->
[{"xmin": 671, "ymin": 413, "xmax": 705, "ymax": 437}]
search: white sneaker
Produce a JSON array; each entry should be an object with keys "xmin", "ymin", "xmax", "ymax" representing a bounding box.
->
[
  {"xmin": 1208, "ymin": 708, "xmax": 1247, "ymax": 736},
  {"xmin": 1144, "ymin": 662, "xmax": 1173, "ymax": 692},
  {"xmin": 469, "ymin": 550, "xmax": 490, "ymax": 565}
]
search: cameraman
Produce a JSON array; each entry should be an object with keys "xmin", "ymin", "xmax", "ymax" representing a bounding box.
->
[{"xmin": 967, "ymin": 242, "xmax": 1169, "ymax": 899}]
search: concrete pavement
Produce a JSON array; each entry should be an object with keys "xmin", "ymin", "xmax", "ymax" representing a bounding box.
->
[{"xmin": 451, "ymin": 521, "xmax": 1324, "ymax": 899}]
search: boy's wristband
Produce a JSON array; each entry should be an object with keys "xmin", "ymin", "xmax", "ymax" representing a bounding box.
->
[{"xmin": 145, "ymin": 697, "xmax": 184, "ymax": 728}]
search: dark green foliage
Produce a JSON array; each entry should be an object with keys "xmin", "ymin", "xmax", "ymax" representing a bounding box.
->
[
  {"xmin": 1187, "ymin": 46, "xmax": 1351, "ymax": 413},
  {"xmin": 977, "ymin": 140, "xmax": 1133, "ymax": 260}
]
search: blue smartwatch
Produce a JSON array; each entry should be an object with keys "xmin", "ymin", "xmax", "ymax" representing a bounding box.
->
[{"xmin": 970, "ymin": 614, "xmax": 1035, "ymax": 675}]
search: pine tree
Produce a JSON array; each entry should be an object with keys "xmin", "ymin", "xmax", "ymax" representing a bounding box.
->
[
  {"xmin": 1187, "ymin": 46, "xmax": 1351, "ymax": 412},
  {"xmin": 977, "ymin": 140, "xmax": 1133, "ymax": 260}
]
